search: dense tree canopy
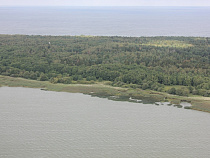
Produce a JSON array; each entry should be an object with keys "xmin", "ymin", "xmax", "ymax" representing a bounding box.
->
[{"xmin": 0, "ymin": 35, "xmax": 209, "ymax": 96}]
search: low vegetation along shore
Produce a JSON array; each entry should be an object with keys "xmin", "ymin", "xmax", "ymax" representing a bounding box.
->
[
  {"xmin": 0, "ymin": 35, "xmax": 209, "ymax": 112},
  {"xmin": 0, "ymin": 75, "xmax": 209, "ymax": 113}
]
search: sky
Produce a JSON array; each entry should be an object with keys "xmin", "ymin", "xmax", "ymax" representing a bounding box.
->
[{"xmin": 0, "ymin": 0, "xmax": 210, "ymax": 6}]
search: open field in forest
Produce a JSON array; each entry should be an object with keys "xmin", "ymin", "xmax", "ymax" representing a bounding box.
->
[
  {"xmin": 141, "ymin": 39, "xmax": 193, "ymax": 48},
  {"xmin": 1, "ymin": 75, "xmax": 209, "ymax": 113}
]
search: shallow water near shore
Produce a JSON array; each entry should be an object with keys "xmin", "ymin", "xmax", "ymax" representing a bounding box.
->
[{"xmin": 0, "ymin": 87, "xmax": 210, "ymax": 158}]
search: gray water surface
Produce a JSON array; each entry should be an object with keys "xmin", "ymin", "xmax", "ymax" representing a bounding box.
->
[
  {"xmin": 0, "ymin": 87, "xmax": 210, "ymax": 158},
  {"xmin": 1, "ymin": 6, "xmax": 210, "ymax": 37}
]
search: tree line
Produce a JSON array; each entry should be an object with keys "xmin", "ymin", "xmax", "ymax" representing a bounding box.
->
[{"xmin": 0, "ymin": 35, "xmax": 209, "ymax": 97}]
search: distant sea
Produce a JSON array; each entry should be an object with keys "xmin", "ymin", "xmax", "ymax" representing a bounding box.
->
[{"xmin": 0, "ymin": 6, "xmax": 210, "ymax": 37}]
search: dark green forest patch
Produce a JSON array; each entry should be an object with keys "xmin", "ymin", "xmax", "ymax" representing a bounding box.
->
[{"xmin": 0, "ymin": 35, "xmax": 209, "ymax": 98}]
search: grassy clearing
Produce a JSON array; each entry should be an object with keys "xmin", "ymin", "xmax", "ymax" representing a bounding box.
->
[
  {"xmin": 163, "ymin": 85, "xmax": 186, "ymax": 91},
  {"xmin": 141, "ymin": 40, "xmax": 193, "ymax": 48},
  {"xmin": 0, "ymin": 75, "xmax": 209, "ymax": 113}
]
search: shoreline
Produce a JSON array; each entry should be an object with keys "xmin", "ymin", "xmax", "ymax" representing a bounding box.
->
[{"xmin": 1, "ymin": 75, "xmax": 209, "ymax": 113}]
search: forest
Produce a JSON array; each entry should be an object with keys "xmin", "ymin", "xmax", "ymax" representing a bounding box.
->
[{"xmin": 0, "ymin": 35, "xmax": 209, "ymax": 97}]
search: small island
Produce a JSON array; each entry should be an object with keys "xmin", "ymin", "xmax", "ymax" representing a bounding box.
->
[{"xmin": 0, "ymin": 35, "xmax": 209, "ymax": 112}]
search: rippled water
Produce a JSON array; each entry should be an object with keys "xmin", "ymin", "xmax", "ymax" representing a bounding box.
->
[
  {"xmin": 0, "ymin": 6, "xmax": 210, "ymax": 36},
  {"xmin": 0, "ymin": 87, "xmax": 210, "ymax": 158}
]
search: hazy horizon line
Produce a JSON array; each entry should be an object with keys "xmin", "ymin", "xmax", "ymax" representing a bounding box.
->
[{"xmin": 1, "ymin": 5, "xmax": 210, "ymax": 7}]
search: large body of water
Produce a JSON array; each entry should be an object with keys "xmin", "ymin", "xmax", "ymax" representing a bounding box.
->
[
  {"xmin": 0, "ymin": 87, "xmax": 210, "ymax": 157},
  {"xmin": 0, "ymin": 6, "xmax": 210, "ymax": 37}
]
